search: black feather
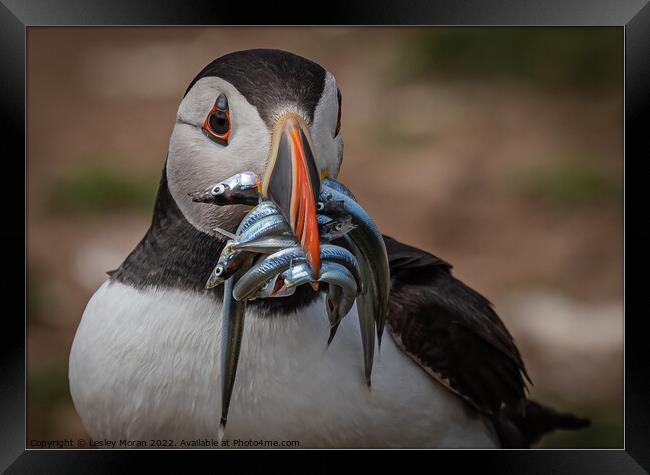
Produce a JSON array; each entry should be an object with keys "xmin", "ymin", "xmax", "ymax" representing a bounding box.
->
[
  {"xmin": 491, "ymin": 400, "xmax": 591, "ymax": 448},
  {"xmin": 385, "ymin": 234, "xmax": 530, "ymax": 415},
  {"xmin": 384, "ymin": 234, "xmax": 588, "ymax": 446},
  {"xmin": 184, "ymin": 49, "xmax": 327, "ymax": 127}
]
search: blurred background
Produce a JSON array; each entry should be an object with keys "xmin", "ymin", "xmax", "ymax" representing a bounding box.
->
[{"xmin": 27, "ymin": 27, "xmax": 623, "ymax": 448}]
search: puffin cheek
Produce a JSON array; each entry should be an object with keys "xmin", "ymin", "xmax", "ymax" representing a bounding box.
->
[{"xmin": 331, "ymin": 137, "xmax": 344, "ymax": 178}]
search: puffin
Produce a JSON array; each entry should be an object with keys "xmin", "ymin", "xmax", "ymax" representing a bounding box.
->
[{"xmin": 68, "ymin": 49, "xmax": 588, "ymax": 448}]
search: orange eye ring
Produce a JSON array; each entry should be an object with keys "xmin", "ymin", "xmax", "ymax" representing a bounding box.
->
[{"xmin": 202, "ymin": 94, "xmax": 231, "ymax": 145}]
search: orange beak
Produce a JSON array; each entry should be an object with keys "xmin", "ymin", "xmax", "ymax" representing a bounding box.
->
[{"xmin": 262, "ymin": 114, "xmax": 321, "ymax": 279}]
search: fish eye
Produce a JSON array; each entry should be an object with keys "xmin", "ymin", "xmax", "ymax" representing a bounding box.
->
[
  {"xmin": 335, "ymin": 223, "xmax": 343, "ymax": 231},
  {"xmin": 214, "ymin": 265, "xmax": 224, "ymax": 276},
  {"xmin": 202, "ymin": 93, "xmax": 231, "ymax": 146},
  {"xmin": 211, "ymin": 184, "xmax": 225, "ymax": 195}
]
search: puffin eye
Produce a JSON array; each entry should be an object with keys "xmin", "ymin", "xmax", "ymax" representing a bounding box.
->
[
  {"xmin": 209, "ymin": 111, "xmax": 228, "ymax": 135},
  {"xmin": 334, "ymin": 88, "xmax": 342, "ymax": 137},
  {"xmin": 202, "ymin": 93, "xmax": 231, "ymax": 145}
]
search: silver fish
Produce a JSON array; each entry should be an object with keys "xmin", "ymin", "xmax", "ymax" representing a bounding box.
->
[
  {"xmin": 281, "ymin": 262, "xmax": 315, "ymax": 288},
  {"xmin": 219, "ymin": 266, "xmax": 248, "ymax": 440},
  {"xmin": 232, "ymin": 247, "xmax": 309, "ymax": 301},
  {"xmin": 280, "ymin": 261, "xmax": 357, "ymax": 345},
  {"xmin": 190, "ymin": 171, "xmax": 261, "ymax": 206},
  {"xmin": 321, "ymin": 178, "xmax": 390, "ymax": 386},
  {"xmin": 238, "ymin": 214, "xmax": 291, "ymax": 243},
  {"xmin": 322, "ymin": 179, "xmax": 389, "ymax": 312},
  {"xmin": 316, "ymin": 199, "xmax": 346, "ymax": 216},
  {"xmin": 319, "ymin": 262, "xmax": 358, "ymax": 325},
  {"xmin": 321, "ymin": 176, "xmax": 357, "ymax": 200},
  {"xmin": 317, "ymin": 214, "xmax": 333, "ymax": 226},
  {"xmin": 237, "ymin": 201, "xmax": 282, "ymax": 235},
  {"xmin": 338, "ymin": 231, "xmax": 378, "ymax": 386},
  {"xmin": 319, "ymin": 215, "xmax": 357, "ymax": 242},
  {"xmin": 251, "ymin": 273, "xmax": 297, "ymax": 299},
  {"xmin": 319, "ymin": 244, "xmax": 363, "ymax": 291},
  {"xmin": 351, "ymin": 246, "xmax": 379, "ymax": 387},
  {"xmin": 206, "ymin": 251, "xmax": 250, "ymax": 288},
  {"xmin": 232, "ymin": 236, "xmax": 299, "ymax": 254},
  {"xmin": 325, "ymin": 285, "xmax": 344, "ymax": 345},
  {"xmin": 274, "ymin": 244, "xmax": 362, "ymax": 290},
  {"xmin": 219, "ymin": 171, "xmax": 261, "ymax": 190},
  {"xmin": 319, "ymin": 262, "xmax": 358, "ymax": 346}
]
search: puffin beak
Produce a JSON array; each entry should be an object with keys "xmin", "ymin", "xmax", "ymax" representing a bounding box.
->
[{"xmin": 262, "ymin": 113, "xmax": 322, "ymax": 280}]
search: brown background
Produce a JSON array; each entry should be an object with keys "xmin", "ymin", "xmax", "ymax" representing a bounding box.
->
[{"xmin": 27, "ymin": 27, "xmax": 623, "ymax": 448}]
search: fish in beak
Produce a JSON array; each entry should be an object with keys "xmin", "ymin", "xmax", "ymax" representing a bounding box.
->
[{"xmin": 262, "ymin": 113, "xmax": 322, "ymax": 280}]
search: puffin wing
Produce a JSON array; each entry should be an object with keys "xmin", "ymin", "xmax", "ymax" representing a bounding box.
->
[{"xmin": 384, "ymin": 235, "xmax": 530, "ymax": 415}]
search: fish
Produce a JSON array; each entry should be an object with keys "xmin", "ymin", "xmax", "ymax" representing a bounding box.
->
[
  {"xmin": 211, "ymin": 208, "xmax": 355, "ymax": 289},
  {"xmin": 319, "ymin": 244, "xmax": 363, "ymax": 291},
  {"xmin": 282, "ymin": 261, "xmax": 356, "ymax": 295},
  {"xmin": 331, "ymin": 231, "xmax": 379, "ymax": 385},
  {"xmin": 236, "ymin": 201, "xmax": 282, "ymax": 235},
  {"xmin": 206, "ymin": 250, "xmax": 251, "ymax": 289},
  {"xmin": 251, "ymin": 274, "xmax": 296, "ymax": 299},
  {"xmin": 192, "ymin": 172, "xmax": 384, "ymax": 431},
  {"xmin": 279, "ymin": 261, "xmax": 357, "ymax": 346},
  {"xmin": 237, "ymin": 214, "xmax": 291, "ymax": 244},
  {"xmin": 316, "ymin": 214, "xmax": 333, "ymax": 226},
  {"xmin": 219, "ymin": 267, "xmax": 248, "ymax": 440},
  {"xmin": 325, "ymin": 284, "xmax": 344, "ymax": 345},
  {"xmin": 318, "ymin": 262, "xmax": 358, "ymax": 337},
  {"xmin": 280, "ymin": 262, "xmax": 314, "ymax": 288},
  {"xmin": 232, "ymin": 247, "xmax": 309, "ymax": 301},
  {"xmin": 208, "ymin": 214, "xmax": 292, "ymax": 289},
  {"xmin": 318, "ymin": 215, "xmax": 357, "ymax": 242},
  {"xmin": 189, "ymin": 171, "xmax": 261, "ymax": 206},
  {"xmin": 320, "ymin": 178, "xmax": 391, "ymax": 386},
  {"xmin": 249, "ymin": 243, "xmax": 362, "ymax": 294},
  {"xmin": 232, "ymin": 236, "xmax": 299, "ymax": 255},
  {"xmin": 321, "ymin": 177, "xmax": 357, "ymax": 201},
  {"xmin": 316, "ymin": 199, "xmax": 346, "ymax": 217},
  {"xmin": 349, "ymin": 243, "xmax": 379, "ymax": 387}
]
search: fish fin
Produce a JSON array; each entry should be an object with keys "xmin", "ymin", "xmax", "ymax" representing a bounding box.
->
[
  {"xmin": 214, "ymin": 226, "xmax": 237, "ymax": 240},
  {"xmin": 326, "ymin": 322, "xmax": 341, "ymax": 347}
]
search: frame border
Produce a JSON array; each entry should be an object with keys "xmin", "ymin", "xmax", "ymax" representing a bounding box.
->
[{"xmin": 6, "ymin": 0, "xmax": 648, "ymax": 472}]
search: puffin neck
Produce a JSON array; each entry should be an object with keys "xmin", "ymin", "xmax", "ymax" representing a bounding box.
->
[{"xmin": 109, "ymin": 162, "xmax": 321, "ymax": 316}]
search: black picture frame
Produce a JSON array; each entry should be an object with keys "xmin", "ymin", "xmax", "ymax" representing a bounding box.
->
[{"xmin": 5, "ymin": 0, "xmax": 648, "ymax": 472}]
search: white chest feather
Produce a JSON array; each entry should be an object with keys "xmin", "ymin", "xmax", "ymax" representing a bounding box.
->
[{"xmin": 69, "ymin": 281, "xmax": 496, "ymax": 448}]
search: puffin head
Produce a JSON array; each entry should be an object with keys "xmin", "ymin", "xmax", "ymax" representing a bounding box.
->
[{"xmin": 166, "ymin": 49, "xmax": 343, "ymax": 272}]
